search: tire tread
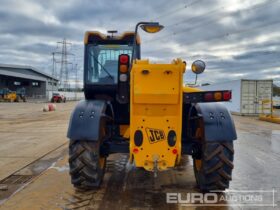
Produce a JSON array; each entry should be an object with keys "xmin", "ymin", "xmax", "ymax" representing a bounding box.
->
[
  {"xmin": 69, "ymin": 140, "xmax": 105, "ymax": 190},
  {"xmin": 194, "ymin": 142, "xmax": 234, "ymax": 191}
]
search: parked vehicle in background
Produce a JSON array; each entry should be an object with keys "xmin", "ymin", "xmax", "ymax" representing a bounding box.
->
[
  {"xmin": 0, "ymin": 88, "xmax": 26, "ymax": 102},
  {"xmin": 16, "ymin": 87, "xmax": 27, "ymax": 102},
  {"xmin": 51, "ymin": 93, "xmax": 66, "ymax": 103},
  {"xmin": 0, "ymin": 88, "xmax": 17, "ymax": 102}
]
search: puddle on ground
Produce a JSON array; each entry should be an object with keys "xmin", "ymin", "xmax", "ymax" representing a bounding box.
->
[
  {"xmin": 271, "ymin": 130, "xmax": 280, "ymax": 154},
  {"xmin": 0, "ymin": 147, "xmax": 68, "ymax": 205},
  {"xmin": 48, "ymin": 163, "xmax": 69, "ymax": 172}
]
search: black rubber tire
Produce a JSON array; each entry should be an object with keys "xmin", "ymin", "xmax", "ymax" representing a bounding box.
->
[
  {"xmin": 193, "ymin": 142, "xmax": 234, "ymax": 192},
  {"xmin": 69, "ymin": 140, "xmax": 106, "ymax": 190}
]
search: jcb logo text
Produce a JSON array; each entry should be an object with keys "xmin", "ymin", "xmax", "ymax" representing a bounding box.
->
[{"xmin": 146, "ymin": 128, "xmax": 165, "ymax": 143}]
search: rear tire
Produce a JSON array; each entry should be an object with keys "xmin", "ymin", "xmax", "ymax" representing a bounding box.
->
[
  {"xmin": 193, "ymin": 142, "xmax": 234, "ymax": 191},
  {"xmin": 69, "ymin": 140, "xmax": 106, "ymax": 190},
  {"xmin": 188, "ymin": 106, "xmax": 235, "ymax": 192}
]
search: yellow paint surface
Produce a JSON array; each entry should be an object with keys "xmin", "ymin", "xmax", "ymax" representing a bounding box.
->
[{"xmin": 129, "ymin": 59, "xmax": 186, "ymax": 171}]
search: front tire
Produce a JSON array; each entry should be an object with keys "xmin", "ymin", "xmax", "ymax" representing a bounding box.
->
[{"xmin": 69, "ymin": 140, "xmax": 106, "ymax": 189}]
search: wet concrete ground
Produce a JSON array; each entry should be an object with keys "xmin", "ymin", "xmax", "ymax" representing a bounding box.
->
[
  {"xmin": 0, "ymin": 102, "xmax": 73, "ymax": 181},
  {"xmin": 0, "ymin": 102, "xmax": 279, "ymax": 209}
]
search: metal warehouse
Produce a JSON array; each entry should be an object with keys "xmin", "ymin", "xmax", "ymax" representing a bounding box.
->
[
  {"xmin": 200, "ymin": 79, "xmax": 273, "ymax": 115},
  {"xmin": 0, "ymin": 64, "xmax": 59, "ymax": 99}
]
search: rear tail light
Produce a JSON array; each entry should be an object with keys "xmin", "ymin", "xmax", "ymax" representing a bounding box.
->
[
  {"xmin": 214, "ymin": 92, "xmax": 222, "ymax": 101},
  {"xmin": 204, "ymin": 92, "xmax": 214, "ymax": 101},
  {"xmin": 184, "ymin": 90, "xmax": 232, "ymax": 104},
  {"xmin": 133, "ymin": 148, "xmax": 139, "ymax": 154},
  {"xmin": 223, "ymin": 91, "xmax": 231, "ymax": 101},
  {"xmin": 117, "ymin": 54, "xmax": 130, "ymax": 103},
  {"xmin": 119, "ymin": 54, "xmax": 129, "ymax": 64},
  {"xmin": 119, "ymin": 64, "xmax": 128, "ymax": 73},
  {"xmin": 172, "ymin": 148, "xmax": 178, "ymax": 155},
  {"xmin": 118, "ymin": 54, "xmax": 130, "ymax": 75}
]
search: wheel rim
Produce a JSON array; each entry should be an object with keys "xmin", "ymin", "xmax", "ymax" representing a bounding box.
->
[
  {"xmin": 194, "ymin": 159, "xmax": 202, "ymax": 171},
  {"xmin": 99, "ymin": 126, "xmax": 107, "ymax": 169},
  {"xmin": 99, "ymin": 157, "xmax": 105, "ymax": 168},
  {"xmin": 194, "ymin": 127, "xmax": 203, "ymax": 171}
]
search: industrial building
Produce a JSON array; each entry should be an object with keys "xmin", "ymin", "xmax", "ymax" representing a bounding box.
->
[
  {"xmin": 200, "ymin": 79, "xmax": 273, "ymax": 115},
  {"xmin": 0, "ymin": 64, "xmax": 59, "ymax": 99}
]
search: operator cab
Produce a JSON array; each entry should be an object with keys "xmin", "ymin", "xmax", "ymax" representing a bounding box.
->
[{"xmin": 84, "ymin": 31, "xmax": 140, "ymax": 100}]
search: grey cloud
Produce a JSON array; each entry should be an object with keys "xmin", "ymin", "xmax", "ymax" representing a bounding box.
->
[{"xmin": 0, "ymin": 0, "xmax": 279, "ymax": 85}]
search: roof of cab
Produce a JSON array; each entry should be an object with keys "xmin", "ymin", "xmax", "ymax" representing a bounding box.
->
[{"xmin": 84, "ymin": 31, "xmax": 140, "ymax": 44}]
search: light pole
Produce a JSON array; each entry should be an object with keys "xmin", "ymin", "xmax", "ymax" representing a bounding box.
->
[
  {"xmin": 51, "ymin": 52, "xmax": 55, "ymax": 100},
  {"xmin": 130, "ymin": 22, "xmax": 164, "ymax": 68}
]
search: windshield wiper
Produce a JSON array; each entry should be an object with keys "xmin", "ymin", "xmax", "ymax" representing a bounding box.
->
[{"xmin": 89, "ymin": 52, "xmax": 114, "ymax": 80}]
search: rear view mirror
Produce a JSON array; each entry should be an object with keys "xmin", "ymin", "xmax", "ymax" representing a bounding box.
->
[{"xmin": 191, "ymin": 60, "xmax": 206, "ymax": 74}]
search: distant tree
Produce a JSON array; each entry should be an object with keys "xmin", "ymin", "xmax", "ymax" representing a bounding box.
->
[{"xmin": 201, "ymin": 83, "xmax": 210, "ymax": 86}]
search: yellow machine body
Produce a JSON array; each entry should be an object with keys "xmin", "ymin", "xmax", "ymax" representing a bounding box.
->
[
  {"xmin": 130, "ymin": 59, "xmax": 186, "ymax": 171},
  {"xmin": 3, "ymin": 92, "xmax": 17, "ymax": 102}
]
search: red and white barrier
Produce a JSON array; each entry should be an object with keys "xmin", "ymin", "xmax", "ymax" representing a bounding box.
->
[{"xmin": 43, "ymin": 103, "xmax": 56, "ymax": 112}]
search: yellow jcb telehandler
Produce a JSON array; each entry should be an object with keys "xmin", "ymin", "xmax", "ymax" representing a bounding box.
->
[{"xmin": 67, "ymin": 22, "xmax": 237, "ymax": 192}]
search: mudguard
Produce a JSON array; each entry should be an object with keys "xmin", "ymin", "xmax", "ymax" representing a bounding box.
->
[
  {"xmin": 67, "ymin": 100, "xmax": 108, "ymax": 141},
  {"xmin": 194, "ymin": 103, "xmax": 237, "ymax": 141}
]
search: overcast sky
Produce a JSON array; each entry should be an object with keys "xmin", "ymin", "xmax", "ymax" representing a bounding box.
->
[{"xmin": 0, "ymin": 0, "xmax": 279, "ymax": 86}]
